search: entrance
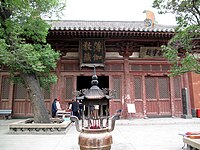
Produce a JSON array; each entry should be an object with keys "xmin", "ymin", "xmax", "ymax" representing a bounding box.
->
[
  {"xmin": 77, "ymin": 76, "xmax": 109, "ymax": 116},
  {"xmin": 77, "ymin": 76, "xmax": 109, "ymax": 90},
  {"xmin": 145, "ymin": 76, "xmax": 172, "ymax": 117}
]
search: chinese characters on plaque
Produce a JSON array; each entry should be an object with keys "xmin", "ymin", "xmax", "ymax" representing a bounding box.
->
[
  {"xmin": 80, "ymin": 39, "xmax": 105, "ymax": 67},
  {"xmin": 139, "ymin": 47, "xmax": 163, "ymax": 58}
]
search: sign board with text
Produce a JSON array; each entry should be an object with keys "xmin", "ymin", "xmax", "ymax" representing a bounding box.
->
[{"xmin": 80, "ymin": 39, "xmax": 105, "ymax": 67}]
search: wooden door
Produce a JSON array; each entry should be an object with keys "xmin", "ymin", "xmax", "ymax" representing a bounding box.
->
[
  {"xmin": 109, "ymin": 76, "xmax": 122, "ymax": 116},
  {"xmin": 12, "ymin": 82, "xmax": 51, "ymax": 117},
  {"xmin": 146, "ymin": 76, "xmax": 171, "ymax": 117},
  {"xmin": 13, "ymin": 82, "xmax": 32, "ymax": 117},
  {"xmin": 0, "ymin": 76, "xmax": 11, "ymax": 109},
  {"xmin": 133, "ymin": 76, "xmax": 143, "ymax": 116},
  {"xmin": 173, "ymin": 76, "xmax": 182, "ymax": 115}
]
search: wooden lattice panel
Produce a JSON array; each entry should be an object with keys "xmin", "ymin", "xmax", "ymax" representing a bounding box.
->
[
  {"xmin": 134, "ymin": 77, "xmax": 142, "ymax": 99},
  {"xmin": 131, "ymin": 65, "xmax": 141, "ymax": 71},
  {"xmin": 113, "ymin": 77, "xmax": 121, "ymax": 99},
  {"xmin": 152, "ymin": 65, "xmax": 160, "ymax": 71},
  {"xmin": 1, "ymin": 77, "xmax": 9, "ymax": 99},
  {"xmin": 63, "ymin": 64, "xmax": 74, "ymax": 70},
  {"xmin": 158, "ymin": 77, "xmax": 169, "ymax": 99},
  {"xmin": 162, "ymin": 65, "xmax": 170, "ymax": 71},
  {"xmin": 174, "ymin": 77, "xmax": 181, "ymax": 98},
  {"xmin": 43, "ymin": 89, "xmax": 50, "ymax": 99},
  {"xmin": 111, "ymin": 64, "xmax": 123, "ymax": 71},
  {"xmin": 14, "ymin": 82, "xmax": 26, "ymax": 99},
  {"xmin": 142, "ymin": 65, "xmax": 151, "ymax": 71},
  {"xmin": 145, "ymin": 77, "xmax": 156, "ymax": 99},
  {"xmin": 66, "ymin": 78, "xmax": 73, "ymax": 99}
]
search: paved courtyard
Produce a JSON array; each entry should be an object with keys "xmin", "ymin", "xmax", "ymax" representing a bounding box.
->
[{"xmin": 0, "ymin": 118, "xmax": 200, "ymax": 150}]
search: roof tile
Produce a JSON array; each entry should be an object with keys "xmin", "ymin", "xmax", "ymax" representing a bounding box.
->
[{"xmin": 47, "ymin": 20, "xmax": 176, "ymax": 32}]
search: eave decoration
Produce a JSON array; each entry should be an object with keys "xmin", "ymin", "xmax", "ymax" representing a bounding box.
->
[{"xmin": 80, "ymin": 39, "xmax": 105, "ymax": 68}]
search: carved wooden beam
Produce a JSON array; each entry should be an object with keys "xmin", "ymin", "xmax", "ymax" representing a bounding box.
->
[{"xmin": 116, "ymin": 42, "xmax": 139, "ymax": 57}]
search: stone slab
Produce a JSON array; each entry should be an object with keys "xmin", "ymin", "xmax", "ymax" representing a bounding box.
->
[
  {"xmin": 183, "ymin": 137, "xmax": 200, "ymax": 149},
  {"xmin": 9, "ymin": 118, "xmax": 72, "ymax": 134}
]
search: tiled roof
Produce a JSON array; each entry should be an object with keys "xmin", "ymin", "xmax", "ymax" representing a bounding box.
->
[{"xmin": 47, "ymin": 20, "xmax": 176, "ymax": 32}]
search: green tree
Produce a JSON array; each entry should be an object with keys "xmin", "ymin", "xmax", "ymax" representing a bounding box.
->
[
  {"xmin": 0, "ymin": 0, "xmax": 65, "ymax": 123},
  {"xmin": 153, "ymin": 0, "xmax": 200, "ymax": 76}
]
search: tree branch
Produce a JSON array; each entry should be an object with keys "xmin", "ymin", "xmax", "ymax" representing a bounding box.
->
[
  {"xmin": 192, "ymin": 0, "xmax": 200, "ymax": 25},
  {"xmin": 0, "ymin": 1, "xmax": 11, "ymax": 21}
]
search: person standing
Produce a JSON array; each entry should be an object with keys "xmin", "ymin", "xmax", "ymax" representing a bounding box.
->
[
  {"xmin": 56, "ymin": 98, "xmax": 61, "ymax": 111},
  {"xmin": 71, "ymin": 99, "xmax": 80, "ymax": 119},
  {"xmin": 51, "ymin": 98, "xmax": 57, "ymax": 118},
  {"xmin": 79, "ymin": 100, "xmax": 83, "ymax": 119}
]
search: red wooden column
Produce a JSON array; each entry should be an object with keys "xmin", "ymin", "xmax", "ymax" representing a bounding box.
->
[
  {"xmin": 53, "ymin": 44, "xmax": 64, "ymax": 101},
  {"xmin": 169, "ymin": 76, "xmax": 175, "ymax": 117},
  {"xmin": 54, "ymin": 59, "xmax": 62, "ymax": 100},
  {"xmin": 118, "ymin": 42, "xmax": 134, "ymax": 118},
  {"xmin": 183, "ymin": 73, "xmax": 192, "ymax": 117},
  {"xmin": 142, "ymin": 75, "xmax": 147, "ymax": 118}
]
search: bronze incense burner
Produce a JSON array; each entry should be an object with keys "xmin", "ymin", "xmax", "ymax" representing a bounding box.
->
[{"xmin": 70, "ymin": 66, "xmax": 121, "ymax": 150}]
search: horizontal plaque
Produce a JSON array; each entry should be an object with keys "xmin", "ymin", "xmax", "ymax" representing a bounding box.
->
[
  {"xmin": 140, "ymin": 47, "xmax": 162, "ymax": 58},
  {"xmin": 80, "ymin": 39, "xmax": 105, "ymax": 67}
]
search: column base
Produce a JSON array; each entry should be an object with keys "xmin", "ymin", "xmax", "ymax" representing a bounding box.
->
[{"xmin": 181, "ymin": 114, "xmax": 192, "ymax": 119}]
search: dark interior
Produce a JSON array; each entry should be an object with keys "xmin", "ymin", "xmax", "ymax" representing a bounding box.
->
[
  {"xmin": 77, "ymin": 76, "xmax": 109, "ymax": 117},
  {"xmin": 77, "ymin": 76, "xmax": 109, "ymax": 91}
]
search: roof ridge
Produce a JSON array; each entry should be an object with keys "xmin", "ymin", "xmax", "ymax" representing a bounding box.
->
[
  {"xmin": 47, "ymin": 20, "xmax": 176, "ymax": 32},
  {"xmin": 47, "ymin": 20, "xmax": 145, "ymax": 23}
]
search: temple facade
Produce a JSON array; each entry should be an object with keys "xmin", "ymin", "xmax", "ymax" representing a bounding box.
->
[{"xmin": 1, "ymin": 19, "xmax": 199, "ymax": 118}]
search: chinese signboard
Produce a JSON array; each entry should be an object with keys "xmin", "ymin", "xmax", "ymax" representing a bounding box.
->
[
  {"xmin": 80, "ymin": 39, "xmax": 105, "ymax": 67},
  {"xmin": 140, "ymin": 47, "xmax": 163, "ymax": 58}
]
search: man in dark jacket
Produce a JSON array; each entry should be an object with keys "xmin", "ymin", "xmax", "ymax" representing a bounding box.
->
[
  {"xmin": 51, "ymin": 98, "xmax": 57, "ymax": 118},
  {"xmin": 72, "ymin": 99, "xmax": 80, "ymax": 119}
]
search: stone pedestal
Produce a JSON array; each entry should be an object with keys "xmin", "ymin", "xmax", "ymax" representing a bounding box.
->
[{"xmin": 181, "ymin": 88, "xmax": 192, "ymax": 119}]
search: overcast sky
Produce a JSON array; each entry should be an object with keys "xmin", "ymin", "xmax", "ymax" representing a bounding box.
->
[{"xmin": 59, "ymin": 0, "xmax": 177, "ymax": 25}]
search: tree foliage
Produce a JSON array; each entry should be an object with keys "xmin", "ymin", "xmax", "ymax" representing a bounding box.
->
[
  {"xmin": 153, "ymin": 0, "xmax": 200, "ymax": 76},
  {"xmin": 0, "ymin": 0, "xmax": 65, "ymax": 123},
  {"xmin": 0, "ymin": 0, "xmax": 65, "ymax": 85}
]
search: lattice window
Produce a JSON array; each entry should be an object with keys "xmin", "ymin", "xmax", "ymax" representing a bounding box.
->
[
  {"xmin": 174, "ymin": 77, "xmax": 181, "ymax": 98},
  {"xmin": 66, "ymin": 77, "xmax": 73, "ymax": 99},
  {"xmin": 43, "ymin": 89, "xmax": 50, "ymax": 99},
  {"xmin": 105, "ymin": 64, "xmax": 110, "ymax": 71},
  {"xmin": 142, "ymin": 65, "xmax": 151, "ymax": 71},
  {"xmin": 64, "ymin": 64, "xmax": 74, "ymax": 70},
  {"xmin": 145, "ymin": 77, "xmax": 156, "ymax": 99},
  {"xmin": 152, "ymin": 65, "xmax": 160, "ymax": 71},
  {"xmin": 14, "ymin": 82, "xmax": 26, "ymax": 99},
  {"xmin": 111, "ymin": 64, "xmax": 122, "ymax": 71},
  {"xmin": 74, "ymin": 64, "xmax": 79, "ymax": 70},
  {"xmin": 131, "ymin": 65, "xmax": 141, "ymax": 71},
  {"xmin": 1, "ymin": 77, "xmax": 9, "ymax": 99},
  {"xmin": 158, "ymin": 77, "xmax": 169, "ymax": 99},
  {"xmin": 113, "ymin": 77, "xmax": 121, "ymax": 99},
  {"xmin": 134, "ymin": 77, "xmax": 142, "ymax": 99},
  {"xmin": 162, "ymin": 65, "xmax": 170, "ymax": 71}
]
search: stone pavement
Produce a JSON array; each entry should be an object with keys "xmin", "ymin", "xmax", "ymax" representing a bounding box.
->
[{"xmin": 0, "ymin": 118, "xmax": 200, "ymax": 150}]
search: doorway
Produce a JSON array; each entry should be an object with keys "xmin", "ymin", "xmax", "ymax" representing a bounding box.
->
[
  {"xmin": 77, "ymin": 76, "xmax": 109, "ymax": 116},
  {"xmin": 145, "ymin": 76, "xmax": 172, "ymax": 117}
]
